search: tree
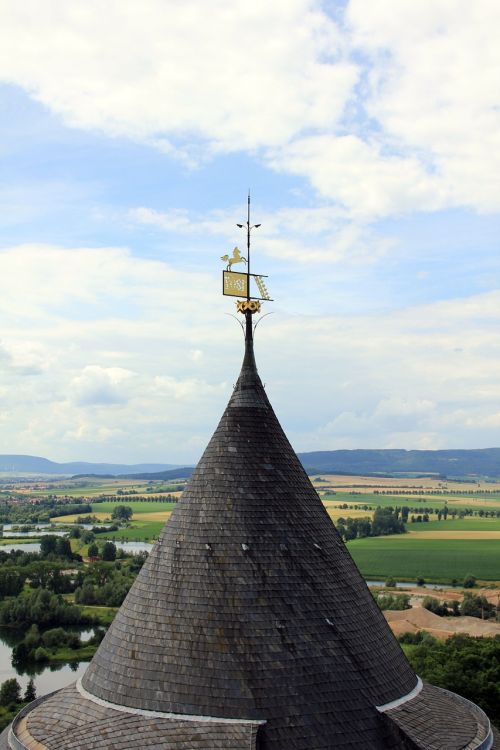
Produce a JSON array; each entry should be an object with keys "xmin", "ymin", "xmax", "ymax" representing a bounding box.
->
[
  {"xmin": 0, "ymin": 569, "xmax": 25, "ymax": 598},
  {"xmin": 405, "ymin": 634, "xmax": 500, "ymax": 725},
  {"xmin": 55, "ymin": 537, "xmax": 73, "ymax": 559},
  {"xmin": 463, "ymin": 574, "xmax": 476, "ymax": 589},
  {"xmin": 23, "ymin": 679, "xmax": 36, "ymax": 703},
  {"xmin": 422, "ymin": 596, "xmax": 449, "ymax": 617},
  {"xmin": 111, "ymin": 505, "xmax": 133, "ymax": 522},
  {"xmin": 460, "ymin": 593, "xmax": 495, "ymax": 620},
  {"xmin": 0, "ymin": 678, "xmax": 21, "ymax": 706},
  {"xmin": 376, "ymin": 593, "xmax": 410, "ymax": 611},
  {"xmin": 34, "ymin": 647, "xmax": 49, "ymax": 662},
  {"xmin": 88, "ymin": 543, "xmax": 99, "ymax": 559},
  {"xmin": 385, "ymin": 577, "xmax": 396, "ymax": 588},
  {"xmin": 40, "ymin": 535, "xmax": 58, "ymax": 557},
  {"xmin": 42, "ymin": 627, "xmax": 67, "ymax": 648},
  {"xmin": 102, "ymin": 541, "xmax": 117, "ymax": 561}
]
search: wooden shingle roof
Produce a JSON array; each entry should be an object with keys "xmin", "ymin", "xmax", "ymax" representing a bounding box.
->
[{"xmin": 81, "ymin": 334, "xmax": 418, "ymax": 747}]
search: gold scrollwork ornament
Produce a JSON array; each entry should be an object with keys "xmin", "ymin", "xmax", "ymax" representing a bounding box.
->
[{"xmin": 236, "ymin": 300, "xmax": 261, "ymax": 314}]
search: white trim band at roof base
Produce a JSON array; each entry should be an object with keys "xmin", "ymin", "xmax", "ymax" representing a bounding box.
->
[
  {"xmin": 76, "ymin": 678, "xmax": 266, "ymax": 726},
  {"xmin": 375, "ymin": 676, "xmax": 423, "ymax": 712}
]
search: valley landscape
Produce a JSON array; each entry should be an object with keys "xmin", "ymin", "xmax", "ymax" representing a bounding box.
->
[
  {"xmin": 1, "ymin": 466, "xmax": 499, "ymax": 733},
  {"xmin": 3, "ymin": 469, "xmax": 500, "ymax": 584}
]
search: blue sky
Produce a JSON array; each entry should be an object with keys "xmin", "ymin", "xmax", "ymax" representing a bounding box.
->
[{"xmin": 1, "ymin": 0, "xmax": 500, "ymax": 463}]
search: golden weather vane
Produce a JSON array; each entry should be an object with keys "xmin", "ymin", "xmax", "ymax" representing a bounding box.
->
[{"xmin": 221, "ymin": 191, "xmax": 272, "ymax": 314}]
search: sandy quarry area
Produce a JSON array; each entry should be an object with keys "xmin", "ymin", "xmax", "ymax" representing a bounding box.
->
[
  {"xmin": 384, "ymin": 598, "xmax": 500, "ymax": 639},
  {"xmin": 383, "ymin": 586, "xmax": 500, "ymax": 606}
]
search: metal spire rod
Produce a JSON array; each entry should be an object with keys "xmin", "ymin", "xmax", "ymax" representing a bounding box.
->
[
  {"xmin": 247, "ymin": 190, "xmax": 251, "ymax": 299},
  {"xmin": 236, "ymin": 190, "xmax": 261, "ymax": 303}
]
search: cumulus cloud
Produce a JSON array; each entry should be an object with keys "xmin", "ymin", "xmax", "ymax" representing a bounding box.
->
[
  {"xmin": 130, "ymin": 203, "xmax": 396, "ymax": 265},
  {"xmin": 0, "ymin": 243, "xmax": 499, "ymax": 459},
  {"xmin": 1, "ymin": 1, "xmax": 499, "ymax": 217},
  {"xmin": 69, "ymin": 365, "xmax": 136, "ymax": 406},
  {"xmin": 0, "ymin": 0, "xmax": 356, "ymax": 154}
]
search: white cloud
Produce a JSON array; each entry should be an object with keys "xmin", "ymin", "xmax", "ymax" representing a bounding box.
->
[
  {"xmin": 344, "ymin": 0, "xmax": 500, "ymax": 213},
  {"xmin": 268, "ymin": 135, "xmax": 447, "ymax": 218},
  {"xmin": 0, "ymin": 243, "xmax": 500, "ymax": 459},
  {"xmin": 1, "ymin": 1, "xmax": 499, "ymax": 217},
  {"xmin": 0, "ymin": 0, "xmax": 356, "ymax": 153},
  {"xmin": 69, "ymin": 365, "xmax": 136, "ymax": 406},
  {"xmin": 130, "ymin": 203, "xmax": 396, "ymax": 265}
]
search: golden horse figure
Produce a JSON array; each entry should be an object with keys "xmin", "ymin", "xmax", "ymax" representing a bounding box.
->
[{"xmin": 221, "ymin": 247, "xmax": 247, "ymax": 271}]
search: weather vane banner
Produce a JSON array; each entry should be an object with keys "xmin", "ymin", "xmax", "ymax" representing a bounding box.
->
[
  {"xmin": 222, "ymin": 269, "xmax": 271, "ymax": 300},
  {"xmin": 223, "ymin": 270, "xmax": 248, "ymax": 297}
]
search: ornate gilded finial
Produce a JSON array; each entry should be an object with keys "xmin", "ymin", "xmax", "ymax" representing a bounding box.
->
[{"xmin": 221, "ymin": 191, "xmax": 272, "ymax": 314}]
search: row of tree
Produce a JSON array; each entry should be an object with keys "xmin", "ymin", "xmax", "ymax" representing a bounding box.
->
[{"xmin": 0, "ymin": 588, "xmax": 93, "ymax": 629}]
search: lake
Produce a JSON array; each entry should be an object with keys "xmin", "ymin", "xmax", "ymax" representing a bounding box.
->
[
  {"xmin": 0, "ymin": 629, "xmax": 88, "ymax": 698},
  {"xmin": 0, "ymin": 541, "xmax": 153, "ymax": 555}
]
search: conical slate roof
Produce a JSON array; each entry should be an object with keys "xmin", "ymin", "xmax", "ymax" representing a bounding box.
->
[
  {"xmin": 5, "ymin": 327, "xmax": 496, "ymax": 750},
  {"xmin": 81, "ymin": 334, "xmax": 417, "ymax": 743}
]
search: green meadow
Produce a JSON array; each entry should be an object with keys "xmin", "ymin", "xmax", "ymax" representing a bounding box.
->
[
  {"xmin": 406, "ymin": 517, "xmax": 500, "ymax": 532},
  {"xmin": 347, "ymin": 537, "xmax": 500, "ymax": 582},
  {"xmin": 90, "ymin": 500, "xmax": 177, "ymax": 514},
  {"xmin": 28, "ymin": 480, "xmax": 184, "ymax": 497},
  {"xmin": 88, "ymin": 500, "xmax": 177, "ymax": 540},
  {"xmin": 322, "ymin": 490, "xmax": 500, "ymax": 512},
  {"xmin": 102, "ymin": 521, "xmax": 166, "ymax": 541}
]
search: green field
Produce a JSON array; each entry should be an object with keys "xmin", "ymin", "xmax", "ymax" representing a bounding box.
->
[
  {"xmin": 406, "ymin": 518, "xmax": 500, "ymax": 532},
  {"xmin": 323, "ymin": 491, "xmax": 500, "ymax": 512},
  {"xmin": 28, "ymin": 481, "xmax": 184, "ymax": 497},
  {"xmin": 90, "ymin": 500, "xmax": 177, "ymax": 514},
  {"xmin": 0, "ymin": 538, "xmax": 39, "ymax": 546},
  {"xmin": 78, "ymin": 605, "xmax": 118, "ymax": 626},
  {"xmin": 347, "ymin": 537, "xmax": 500, "ymax": 582},
  {"xmin": 102, "ymin": 521, "xmax": 165, "ymax": 540}
]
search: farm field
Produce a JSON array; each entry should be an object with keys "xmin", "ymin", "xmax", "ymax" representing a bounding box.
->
[
  {"xmin": 89, "ymin": 500, "xmax": 177, "ymax": 514},
  {"xmin": 102, "ymin": 521, "xmax": 167, "ymax": 540},
  {"xmin": 312, "ymin": 473, "xmax": 500, "ymax": 492},
  {"xmin": 325, "ymin": 508, "xmax": 371, "ymax": 521},
  {"xmin": 407, "ymin": 518, "xmax": 500, "ymax": 532},
  {"xmin": 18, "ymin": 478, "xmax": 185, "ymax": 498},
  {"xmin": 43, "ymin": 486, "xmax": 500, "ymax": 579},
  {"xmin": 322, "ymin": 491, "xmax": 500, "ymax": 512},
  {"xmin": 347, "ymin": 537, "xmax": 500, "ymax": 582},
  {"xmin": 51, "ymin": 500, "xmax": 178, "ymax": 523},
  {"xmin": 51, "ymin": 500, "xmax": 178, "ymax": 540}
]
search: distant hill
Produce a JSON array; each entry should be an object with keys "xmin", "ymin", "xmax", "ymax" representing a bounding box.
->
[
  {"xmin": 120, "ymin": 467, "xmax": 195, "ymax": 480},
  {"xmin": 296, "ymin": 448, "xmax": 500, "ymax": 478},
  {"xmin": 0, "ymin": 454, "xmax": 181, "ymax": 476},
  {"xmin": 3, "ymin": 449, "xmax": 499, "ymax": 480}
]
